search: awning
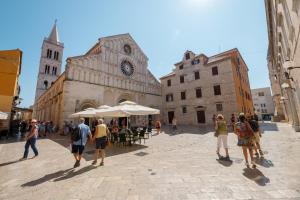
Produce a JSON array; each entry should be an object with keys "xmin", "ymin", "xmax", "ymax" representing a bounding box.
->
[{"xmin": 0, "ymin": 111, "xmax": 8, "ymax": 120}]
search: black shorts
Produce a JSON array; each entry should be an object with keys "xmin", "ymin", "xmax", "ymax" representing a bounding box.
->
[
  {"xmin": 72, "ymin": 145, "xmax": 85, "ymax": 155},
  {"xmin": 96, "ymin": 136, "xmax": 107, "ymax": 149}
]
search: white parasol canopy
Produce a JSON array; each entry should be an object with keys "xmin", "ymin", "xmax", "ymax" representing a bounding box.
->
[
  {"xmin": 96, "ymin": 101, "xmax": 160, "ymax": 117},
  {"xmin": 69, "ymin": 105, "xmax": 112, "ymax": 118},
  {"xmin": 0, "ymin": 111, "xmax": 8, "ymax": 120}
]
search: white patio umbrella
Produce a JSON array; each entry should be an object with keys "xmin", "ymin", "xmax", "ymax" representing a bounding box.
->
[
  {"xmin": 96, "ymin": 101, "xmax": 160, "ymax": 117},
  {"xmin": 0, "ymin": 111, "xmax": 8, "ymax": 120},
  {"xmin": 69, "ymin": 108, "xmax": 96, "ymax": 118},
  {"xmin": 69, "ymin": 105, "xmax": 112, "ymax": 118}
]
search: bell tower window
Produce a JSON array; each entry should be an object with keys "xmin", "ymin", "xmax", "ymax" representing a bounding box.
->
[
  {"xmin": 52, "ymin": 67, "xmax": 57, "ymax": 75},
  {"xmin": 44, "ymin": 80, "xmax": 48, "ymax": 89},
  {"xmin": 54, "ymin": 51, "xmax": 59, "ymax": 60},
  {"xmin": 46, "ymin": 49, "xmax": 52, "ymax": 58},
  {"xmin": 45, "ymin": 65, "xmax": 50, "ymax": 74}
]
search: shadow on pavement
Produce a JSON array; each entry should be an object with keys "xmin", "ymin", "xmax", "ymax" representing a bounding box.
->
[
  {"xmin": 83, "ymin": 144, "xmax": 148, "ymax": 161},
  {"xmin": 254, "ymin": 157, "xmax": 274, "ymax": 168},
  {"xmin": 163, "ymin": 125, "xmax": 213, "ymax": 136},
  {"xmin": 0, "ymin": 160, "xmax": 21, "ymax": 167},
  {"xmin": 242, "ymin": 168, "xmax": 270, "ymax": 186},
  {"xmin": 53, "ymin": 165, "xmax": 97, "ymax": 182},
  {"xmin": 48, "ymin": 135, "xmax": 148, "ymax": 161},
  {"xmin": 216, "ymin": 158, "xmax": 233, "ymax": 167},
  {"xmin": 260, "ymin": 122, "xmax": 279, "ymax": 132},
  {"xmin": 21, "ymin": 168, "xmax": 74, "ymax": 187}
]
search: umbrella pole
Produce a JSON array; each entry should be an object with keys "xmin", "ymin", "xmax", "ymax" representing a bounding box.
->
[{"xmin": 127, "ymin": 116, "xmax": 128, "ymax": 129}]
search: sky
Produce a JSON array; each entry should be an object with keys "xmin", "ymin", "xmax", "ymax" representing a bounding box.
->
[{"xmin": 0, "ymin": 0, "xmax": 270, "ymax": 108}]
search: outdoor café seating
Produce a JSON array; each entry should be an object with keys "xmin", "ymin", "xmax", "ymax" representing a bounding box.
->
[
  {"xmin": 110, "ymin": 126, "xmax": 152, "ymax": 146},
  {"xmin": 70, "ymin": 101, "xmax": 160, "ymax": 147}
]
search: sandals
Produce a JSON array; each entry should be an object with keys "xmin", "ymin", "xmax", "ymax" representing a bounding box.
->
[
  {"xmin": 245, "ymin": 162, "xmax": 250, "ymax": 168},
  {"xmin": 259, "ymin": 150, "xmax": 264, "ymax": 156},
  {"xmin": 251, "ymin": 161, "xmax": 256, "ymax": 168},
  {"xmin": 92, "ymin": 160, "xmax": 97, "ymax": 165},
  {"xmin": 73, "ymin": 160, "xmax": 80, "ymax": 168}
]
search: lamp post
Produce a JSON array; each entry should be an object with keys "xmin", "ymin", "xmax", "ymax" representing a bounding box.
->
[{"xmin": 281, "ymin": 82, "xmax": 300, "ymax": 132}]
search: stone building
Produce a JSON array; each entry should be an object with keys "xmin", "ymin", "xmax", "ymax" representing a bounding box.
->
[
  {"xmin": 0, "ymin": 49, "xmax": 22, "ymax": 133},
  {"xmin": 34, "ymin": 21, "xmax": 64, "ymax": 102},
  {"xmin": 34, "ymin": 33, "xmax": 162, "ymax": 129},
  {"xmin": 251, "ymin": 87, "xmax": 275, "ymax": 121},
  {"xmin": 265, "ymin": 0, "xmax": 300, "ymax": 131},
  {"xmin": 160, "ymin": 49, "xmax": 253, "ymax": 126}
]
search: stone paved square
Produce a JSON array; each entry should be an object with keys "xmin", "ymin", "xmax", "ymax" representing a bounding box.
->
[{"xmin": 1, "ymin": 122, "xmax": 300, "ymax": 200}]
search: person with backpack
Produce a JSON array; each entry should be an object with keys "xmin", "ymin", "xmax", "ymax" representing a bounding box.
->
[
  {"xmin": 215, "ymin": 114, "xmax": 230, "ymax": 161},
  {"xmin": 246, "ymin": 114, "xmax": 264, "ymax": 157},
  {"xmin": 92, "ymin": 119, "xmax": 110, "ymax": 166},
  {"xmin": 71, "ymin": 118, "xmax": 92, "ymax": 168},
  {"xmin": 235, "ymin": 113, "xmax": 256, "ymax": 168}
]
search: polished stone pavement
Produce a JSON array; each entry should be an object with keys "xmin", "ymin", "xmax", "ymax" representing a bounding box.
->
[{"xmin": 0, "ymin": 122, "xmax": 300, "ymax": 200}]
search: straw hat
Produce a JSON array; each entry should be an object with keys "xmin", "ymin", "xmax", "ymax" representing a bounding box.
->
[{"xmin": 217, "ymin": 114, "xmax": 224, "ymax": 120}]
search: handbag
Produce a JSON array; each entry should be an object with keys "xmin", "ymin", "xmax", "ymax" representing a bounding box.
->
[{"xmin": 214, "ymin": 131, "xmax": 219, "ymax": 137}]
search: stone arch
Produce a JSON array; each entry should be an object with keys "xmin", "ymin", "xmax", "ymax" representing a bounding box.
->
[
  {"xmin": 44, "ymin": 80, "xmax": 48, "ymax": 89},
  {"xmin": 117, "ymin": 93, "xmax": 134, "ymax": 104},
  {"xmin": 79, "ymin": 100, "xmax": 96, "ymax": 111},
  {"xmin": 103, "ymin": 89, "xmax": 114, "ymax": 106}
]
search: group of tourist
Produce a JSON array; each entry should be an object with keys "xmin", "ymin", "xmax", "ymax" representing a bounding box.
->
[
  {"xmin": 19, "ymin": 117, "xmax": 160, "ymax": 168},
  {"xmin": 19, "ymin": 120, "xmax": 57, "ymax": 138},
  {"xmin": 214, "ymin": 113, "xmax": 264, "ymax": 168},
  {"xmin": 19, "ymin": 114, "xmax": 264, "ymax": 169}
]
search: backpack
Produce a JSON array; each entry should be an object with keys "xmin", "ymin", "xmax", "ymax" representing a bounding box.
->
[
  {"xmin": 71, "ymin": 127, "xmax": 81, "ymax": 142},
  {"xmin": 249, "ymin": 120, "xmax": 259, "ymax": 132}
]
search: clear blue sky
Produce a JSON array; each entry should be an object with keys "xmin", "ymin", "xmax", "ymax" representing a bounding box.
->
[{"xmin": 1, "ymin": 0, "xmax": 269, "ymax": 108}]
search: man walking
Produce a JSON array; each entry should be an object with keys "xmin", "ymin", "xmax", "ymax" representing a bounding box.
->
[
  {"xmin": 92, "ymin": 119, "xmax": 110, "ymax": 166},
  {"xmin": 71, "ymin": 118, "xmax": 92, "ymax": 168},
  {"xmin": 20, "ymin": 119, "xmax": 39, "ymax": 160}
]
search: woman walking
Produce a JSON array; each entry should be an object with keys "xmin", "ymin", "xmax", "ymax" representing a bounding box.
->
[
  {"xmin": 155, "ymin": 120, "xmax": 161, "ymax": 135},
  {"xmin": 20, "ymin": 119, "xmax": 39, "ymax": 160},
  {"xmin": 215, "ymin": 114, "xmax": 230, "ymax": 161},
  {"xmin": 246, "ymin": 114, "xmax": 264, "ymax": 157},
  {"xmin": 235, "ymin": 113, "xmax": 256, "ymax": 168}
]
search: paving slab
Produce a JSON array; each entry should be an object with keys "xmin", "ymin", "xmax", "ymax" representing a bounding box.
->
[{"xmin": 0, "ymin": 122, "xmax": 300, "ymax": 200}]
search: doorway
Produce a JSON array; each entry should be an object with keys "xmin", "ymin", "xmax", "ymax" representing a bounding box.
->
[
  {"xmin": 197, "ymin": 110, "xmax": 206, "ymax": 124},
  {"xmin": 168, "ymin": 111, "xmax": 174, "ymax": 124}
]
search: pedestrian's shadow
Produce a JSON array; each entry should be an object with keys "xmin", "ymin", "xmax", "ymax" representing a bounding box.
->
[
  {"xmin": 216, "ymin": 158, "xmax": 233, "ymax": 167},
  {"xmin": 53, "ymin": 165, "xmax": 97, "ymax": 182},
  {"xmin": 0, "ymin": 157, "xmax": 37, "ymax": 167},
  {"xmin": 254, "ymin": 157, "xmax": 274, "ymax": 168},
  {"xmin": 243, "ymin": 168, "xmax": 270, "ymax": 186},
  {"xmin": 0, "ymin": 160, "xmax": 21, "ymax": 167},
  {"xmin": 21, "ymin": 168, "xmax": 74, "ymax": 187}
]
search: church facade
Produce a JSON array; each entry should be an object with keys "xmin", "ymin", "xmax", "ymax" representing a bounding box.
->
[{"xmin": 34, "ymin": 29, "xmax": 162, "ymax": 128}]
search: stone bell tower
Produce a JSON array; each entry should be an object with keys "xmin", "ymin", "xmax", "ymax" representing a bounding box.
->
[{"xmin": 34, "ymin": 20, "xmax": 64, "ymax": 102}]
